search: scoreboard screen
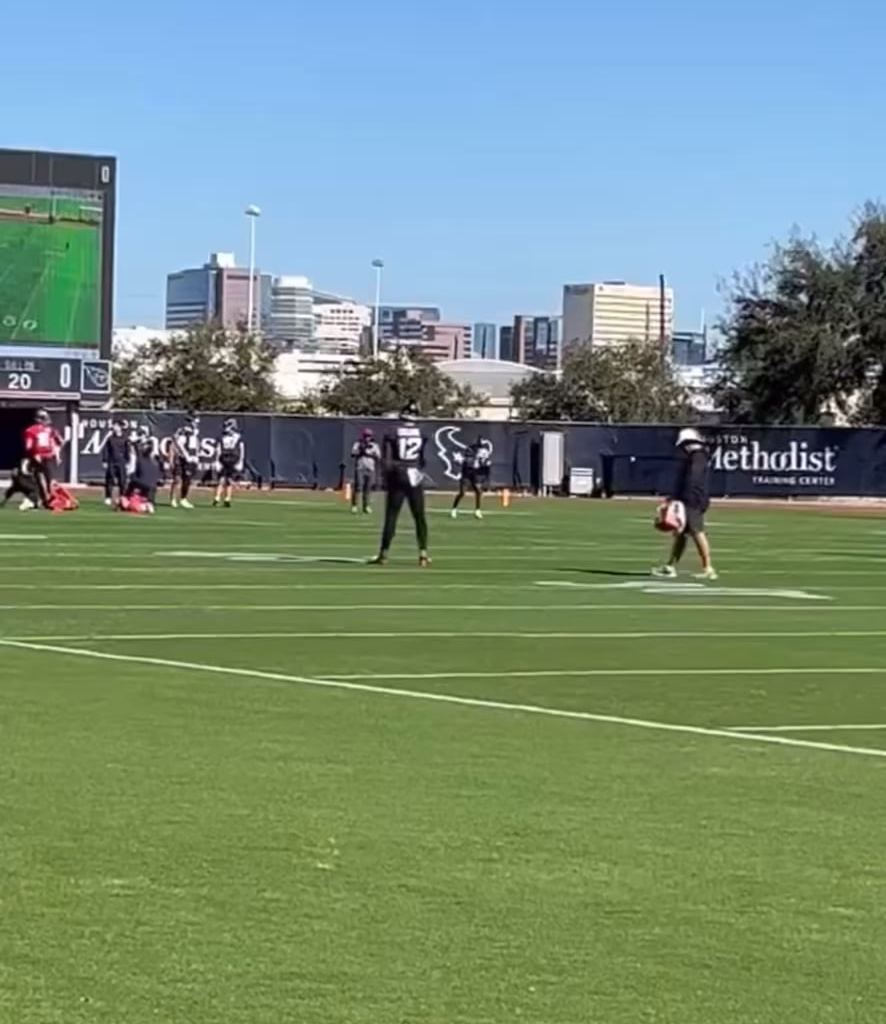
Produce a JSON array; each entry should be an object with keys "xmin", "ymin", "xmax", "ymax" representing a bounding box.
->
[
  {"xmin": 0, "ymin": 149, "xmax": 116, "ymax": 358},
  {"xmin": 0, "ymin": 353, "xmax": 111, "ymax": 401}
]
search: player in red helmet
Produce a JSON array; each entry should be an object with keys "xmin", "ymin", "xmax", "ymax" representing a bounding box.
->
[{"xmin": 22, "ymin": 409, "xmax": 62, "ymax": 508}]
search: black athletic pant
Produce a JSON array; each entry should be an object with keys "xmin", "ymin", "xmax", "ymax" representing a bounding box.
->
[
  {"xmin": 175, "ymin": 460, "xmax": 194, "ymax": 499},
  {"xmin": 452, "ymin": 470, "xmax": 483, "ymax": 510},
  {"xmin": 28, "ymin": 459, "xmax": 53, "ymax": 507},
  {"xmin": 380, "ymin": 475, "xmax": 428, "ymax": 553},
  {"xmin": 104, "ymin": 461, "xmax": 127, "ymax": 498},
  {"xmin": 352, "ymin": 469, "xmax": 373, "ymax": 510}
]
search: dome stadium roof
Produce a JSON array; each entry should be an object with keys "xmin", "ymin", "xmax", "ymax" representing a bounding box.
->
[{"xmin": 437, "ymin": 358, "xmax": 542, "ymax": 401}]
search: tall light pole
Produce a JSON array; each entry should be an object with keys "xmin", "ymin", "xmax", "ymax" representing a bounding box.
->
[
  {"xmin": 245, "ymin": 204, "xmax": 261, "ymax": 333},
  {"xmin": 371, "ymin": 258, "xmax": 384, "ymax": 357}
]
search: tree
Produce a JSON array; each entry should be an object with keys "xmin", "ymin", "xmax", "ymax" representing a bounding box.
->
[
  {"xmin": 113, "ymin": 324, "xmax": 283, "ymax": 411},
  {"xmin": 712, "ymin": 205, "xmax": 886, "ymax": 425},
  {"xmin": 510, "ymin": 338, "xmax": 690, "ymax": 422},
  {"xmin": 307, "ymin": 347, "xmax": 483, "ymax": 417}
]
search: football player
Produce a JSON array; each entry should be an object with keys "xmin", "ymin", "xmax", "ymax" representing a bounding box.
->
[
  {"xmin": 653, "ymin": 427, "xmax": 717, "ymax": 580},
  {"xmin": 350, "ymin": 427, "xmax": 381, "ymax": 514},
  {"xmin": 213, "ymin": 418, "xmax": 245, "ymax": 508},
  {"xmin": 369, "ymin": 402, "xmax": 430, "ymax": 567},
  {"xmin": 22, "ymin": 409, "xmax": 62, "ymax": 508},
  {"xmin": 169, "ymin": 413, "xmax": 200, "ymax": 509},
  {"xmin": 451, "ymin": 434, "xmax": 492, "ymax": 520},
  {"xmin": 123, "ymin": 434, "xmax": 163, "ymax": 513},
  {"xmin": 101, "ymin": 418, "xmax": 132, "ymax": 507}
]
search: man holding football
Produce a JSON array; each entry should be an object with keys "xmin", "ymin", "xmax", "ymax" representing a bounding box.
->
[{"xmin": 653, "ymin": 427, "xmax": 717, "ymax": 580}]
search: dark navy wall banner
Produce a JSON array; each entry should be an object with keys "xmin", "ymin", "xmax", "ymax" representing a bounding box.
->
[{"xmin": 74, "ymin": 411, "xmax": 886, "ymax": 498}]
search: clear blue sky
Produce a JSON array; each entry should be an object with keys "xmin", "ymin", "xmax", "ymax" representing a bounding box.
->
[{"xmin": 4, "ymin": 0, "xmax": 885, "ymax": 331}]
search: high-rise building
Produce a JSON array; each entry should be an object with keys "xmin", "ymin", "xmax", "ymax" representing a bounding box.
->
[
  {"xmin": 671, "ymin": 330, "xmax": 708, "ymax": 366},
  {"xmin": 270, "ymin": 276, "xmax": 314, "ymax": 348},
  {"xmin": 561, "ymin": 281, "xmax": 674, "ymax": 349},
  {"xmin": 472, "ymin": 322, "xmax": 498, "ymax": 360},
  {"xmin": 313, "ymin": 297, "xmax": 372, "ymax": 354},
  {"xmin": 510, "ymin": 315, "xmax": 561, "ymax": 369},
  {"xmin": 499, "ymin": 324, "xmax": 515, "ymax": 362},
  {"xmin": 165, "ymin": 252, "xmax": 269, "ymax": 332},
  {"xmin": 375, "ymin": 306, "xmax": 441, "ymax": 344}
]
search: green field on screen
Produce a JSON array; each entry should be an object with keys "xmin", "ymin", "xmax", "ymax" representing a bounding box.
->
[
  {"xmin": 2, "ymin": 493, "xmax": 886, "ymax": 1023},
  {"xmin": 0, "ymin": 191, "xmax": 101, "ymax": 346}
]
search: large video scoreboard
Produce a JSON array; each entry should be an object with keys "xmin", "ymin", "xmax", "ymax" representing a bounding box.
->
[{"xmin": 0, "ymin": 148, "xmax": 115, "ymax": 402}]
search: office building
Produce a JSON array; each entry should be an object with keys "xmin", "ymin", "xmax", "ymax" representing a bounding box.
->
[
  {"xmin": 499, "ymin": 324, "xmax": 515, "ymax": 362},
  {"xmin": 561, "ymin": 281, "xmax": 674, "ymax": 349},
  {"xmin": 165, "ymin": 252, "xmax": 270, "ymax": 332},
  {"xmin": 313, "ymin": 297, "xmax": 372, "ymax": 354},
  {"xmin": 270, "ymin": 275, "xmax": 314, "ymax": 348},
  {"xmin": 509, "ymin": 315, "xmax": 561, "ymax": 369},
  {"xmin": 671, "ymin": 330, "xmax": 708, "ymax": 366},
  {"xmin": 375, "ymin": 306, "xmax": 441, "ymax": 344},
  {"xmin": 472, "ymin": 322, "xmax": 498, "ymax": 360}
]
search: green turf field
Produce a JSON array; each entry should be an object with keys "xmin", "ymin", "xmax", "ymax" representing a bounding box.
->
[
  {"xmin": 2, "ymin": 492, "xmax": 886, "ymax": 1023},
  {"xmin": 0, "ymin": 191, "xmax": 101, "ymax": 346}
]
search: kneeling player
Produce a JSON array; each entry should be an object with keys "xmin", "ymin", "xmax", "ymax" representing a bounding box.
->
[
  {"xmin": 451, "ymin": 434, "xmax": 491, "ymax": 520},
  {"xmin": 213, "ymin": 418, "xmax": 245, "ymax": 508},
  {"xmin": 1, "ymin": 466, "xmax": 41, "ymax": 511},
  {"xmin": 122, "ymin": 436, "xmax": 162, "ymax": 513},
  {"xmin": 369, "ymin": 402, "xmax": 430, "ymax": 567}
]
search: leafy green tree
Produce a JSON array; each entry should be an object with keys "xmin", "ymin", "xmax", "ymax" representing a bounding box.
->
[
  {"xmin": 113, "ymin": 324, "xmax": 283, "ymax": 411},
  {"xmin": 309, "ymin": 347, "xmax": 482, "ymax": 417},
  {"xmin": 510, "ymin": 339, "xmax": 689, "ymax": 422},
  {"xmin": 713, "ymin": 235, "xmax": 859, "ymax": 424}
]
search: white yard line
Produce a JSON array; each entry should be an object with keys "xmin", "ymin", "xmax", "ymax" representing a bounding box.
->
[
  {"xmin": 725, "ymin": 724, "xmax": 886, "ymax": 733},
  {"xmin": 1, "ymin": 603, "xmax": 885, "ymax": 612},
  {"xmin": 2, "ymin": 639, "xmax": 885, "ymax": 762},
  {"xmin": 325, "ymin": 667, "xmax": 886, "ymax": 680},
  {"xmin": 7, "ymin": 629, "xmax": 886, "ymax": 643}
]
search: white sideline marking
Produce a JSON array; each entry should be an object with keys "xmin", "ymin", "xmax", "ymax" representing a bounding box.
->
[
  {"xmin": 327, "ymin": 667, "xmax": 886, "ymax": 681},
  {"xmin": 725, "ymin": 724, "xmax": 886, "ymax": 733},
  {"xmin": 535, "ymin": 580, "xmax": 831, "ymax": 601},
  {"xmin": 9, "ymin": 629, "xmax": 886, "ymax": 643},
  {"xmin": 2, "ymin": 639, "xmax": 886, "ymax": 762},
  {"xmin": 1, "ymin": 603, "xmax": 885, "ymax": 613},
  {"xmin": 0, "ymin": 534, "xmax": 47, "ymax": 540}
]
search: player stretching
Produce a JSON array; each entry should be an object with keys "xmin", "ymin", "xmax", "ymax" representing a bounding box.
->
[
  {"xmin": 213, "ymin": 418, "xmax": 245, "ymax": 508},
  {"xmin": 22, "ymin": 409, "xmax": 62, "ymax": 509},
  {"xmin": 170, "ymin": 414, "xmax": 200, "ymax": 508},
  {"xmin": 369, "ymin": 403, "xmax": 430, "ymax": 567},
  {"xmin": 451, "ymin": 434, "xmax": 492, "ymax": 520}
]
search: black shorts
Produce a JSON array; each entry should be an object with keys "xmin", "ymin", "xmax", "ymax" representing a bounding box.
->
[
  {"xmin": 684, "ymin": 506, "xmax": 705, "ymax": 536},
  {"xmin": 173, "ymin": 458, "xmax": 195, "ymax": 480},
  {"xmin": 219, "ymin": 458, "xmax": 239, "ymax": 482},
  {"xmin": 461, "ymin": 466, "xmax": 488, "ymax": 487}
]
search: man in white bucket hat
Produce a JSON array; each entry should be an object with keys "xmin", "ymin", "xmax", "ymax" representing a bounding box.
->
[{"xmin": 652, "ymin": 427, "xmax": 717, "ymax": 580}]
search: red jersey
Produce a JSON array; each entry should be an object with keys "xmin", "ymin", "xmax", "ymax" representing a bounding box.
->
[{"xmin": 24, "ymin": 424, "xmax": 61, "ymax": 460}]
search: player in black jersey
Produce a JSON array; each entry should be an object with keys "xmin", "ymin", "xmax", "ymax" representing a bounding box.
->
[
  {"xmin": 101, "ymin": 419, "xmax": 132, "ymax": 507},
  {"xmin": 213, "ymin": 418, "xmax": 246, "ymax": 508},
  {"xmin": 450, "ymin": 434, "xmax": 492, "ymax": 520},
  {"xmin": 170, "ymin": 414, "xmax": 200, "ymax": 509},
  {"xmin": 369, "ymin": 402, "xmax": 430, "ymax": 567}
]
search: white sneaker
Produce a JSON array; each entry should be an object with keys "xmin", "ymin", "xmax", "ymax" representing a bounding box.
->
[
  {"xmin": 146, "ymin": 503, "xmax": 155, "ymax": 515},
  {"xmin": 103, "ymin": 497, "xmax": 113, "ymax": 507},
  {"xmin": 180, "ymin": 499, "xmax": 194, "ymax": 509},
  {"xmin": 474, "ymin": 509, "xmax": 483, "ymax": 520},
  {"xmin": 171, "ymin": 498, "xmax": 179, "ymax": 509},
  {"xmin": 18, "ymin": 498, "xmax": 35, "ymax": 512},
  {"xmin": 350, "ymin": 505, "xmax": 358, "ymax": 514},
  {"xmin": 694, "ymin": 567, "xmax": 719, "ymax": 581},
  {"xmin": 450, "ymin": 509, "xmax": 458, "ymax": 519},
  {"xmin": 652, "ymin": 565, "xmax": 678, "ymax": 578}
]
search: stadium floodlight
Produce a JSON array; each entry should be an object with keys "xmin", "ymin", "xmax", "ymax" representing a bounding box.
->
[
  {"xmin": 371, "ymin": 258, "xmax": 384, "ymax": 358},
  {"xmin": 245, "ymin": 205, "xmax": 262, "ymax": 334}
]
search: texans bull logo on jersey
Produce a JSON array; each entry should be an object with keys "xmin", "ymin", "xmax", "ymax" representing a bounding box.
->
[{"xmin": 434, "ymin": 426, "xmax": 494, "ymax": 481}]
